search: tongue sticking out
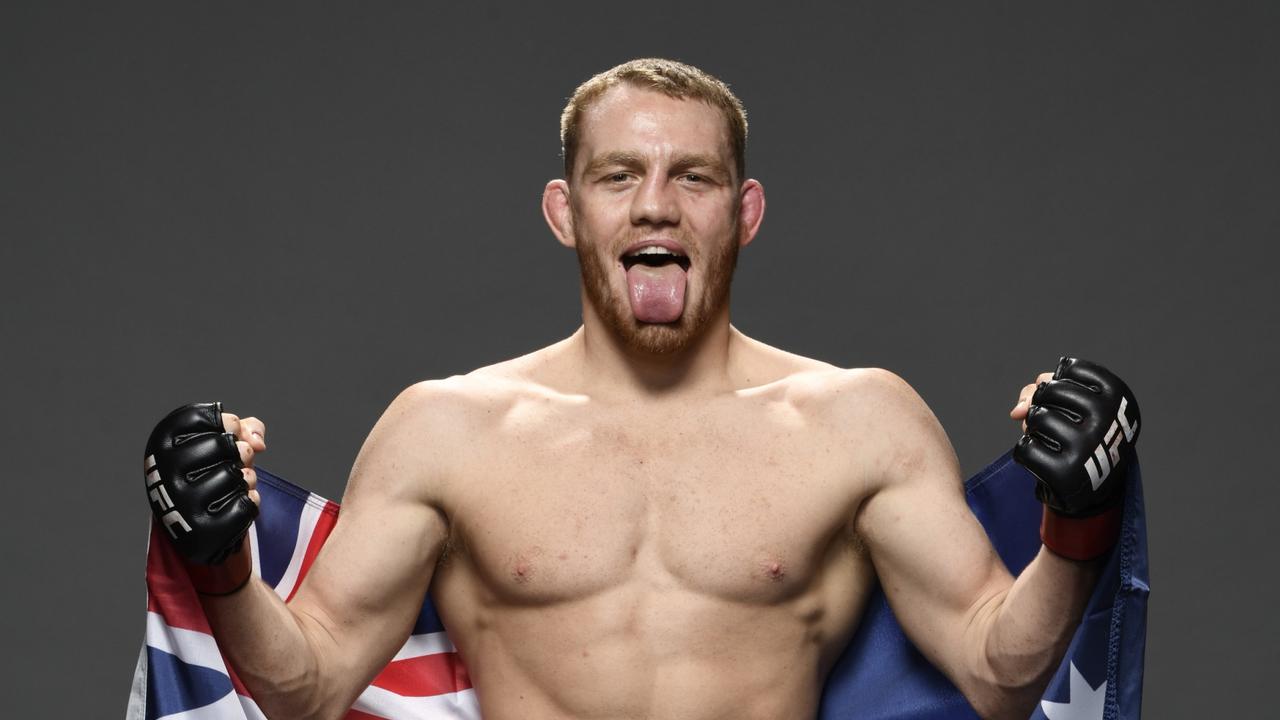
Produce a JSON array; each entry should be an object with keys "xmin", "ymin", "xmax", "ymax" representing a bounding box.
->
[{"xmin": 626, "ymin": 263, "xmax": 687, "ymax": 323}]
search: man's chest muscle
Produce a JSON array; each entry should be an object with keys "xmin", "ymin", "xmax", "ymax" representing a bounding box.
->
[{"xmin": 445, "ymin": 403, "xmax": 861, "ymax": 607}]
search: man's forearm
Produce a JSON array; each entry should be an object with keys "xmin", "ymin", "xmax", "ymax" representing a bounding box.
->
[
  {"xmin": 197, "ymin": 552, "xmax": 341, "ymax": 720},
  {"xmin": 967, "ymin": 548, "xmax": 1101, "ymax": 719}
]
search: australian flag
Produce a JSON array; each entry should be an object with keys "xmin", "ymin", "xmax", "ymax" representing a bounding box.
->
[
  {"xmin": 819, "ymin": 453, "xmax": 1149, "ymax": 719},
  {"xmin": 128, "ymin": 453, "xmax": 1147, "ymax": 719},
  {"xmin": 126, "ymin": 469, "xmax": 477, "ymax": 719}
]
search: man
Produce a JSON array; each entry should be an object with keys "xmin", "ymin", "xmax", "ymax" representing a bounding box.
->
[{"xmin": 143, "ymin": 59, "xmax": 1137, "ymax": 720}]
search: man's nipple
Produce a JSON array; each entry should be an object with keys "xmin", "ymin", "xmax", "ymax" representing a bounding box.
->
[
  {"xmin": 761, "ymin": 559, "xmax": 786, "ymax": 582},
  {"xmin": 511, "ymin": 548, "xmax": 542, "ymax": 584}
]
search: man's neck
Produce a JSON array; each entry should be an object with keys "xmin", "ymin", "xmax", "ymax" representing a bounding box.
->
[{"xmin": 571, "ymin": 306, "xmax": 741, "ymax": 402}]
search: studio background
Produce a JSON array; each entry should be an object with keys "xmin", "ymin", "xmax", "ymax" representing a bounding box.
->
[{"xmin": 3, "ymin": 2, "xmax": 1275, "ymax": 716}]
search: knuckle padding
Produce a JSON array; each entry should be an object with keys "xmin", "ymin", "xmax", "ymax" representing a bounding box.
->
[
  {"xmin": 1016, "ymin": 438, "xmax": 1051, "ymax": 466},
  {"xmin": 153, "ymin": 403, "xmax": 222, "ymax": 442},
  {"xmin": 1035, "ymin": 381, "xmax": 1095, "ymax": 418},
  {"xmin": 1058, "ymin": 358, "xmax": 1118, "ymax": 393},
  {"xmin": 145, "ymin": 402, "xmax": 254, "ymax": 565},
  {"xmin": 187, "ymin": 464, "xmax": 247, "ymax": 511},
  {"xmin": 1027, "ymin": 430, "xmax": 1061, "ymax": 453},
  {"xmin": 1026, "ymin": 405, "xmax": 1074, "ymax": 438},
  {"xmin": 170, "ymin": 433, "xmax": 241, "ymax": 478},
  {"xmin": 231, "ymin": 494, "xmax": 260, "ymax": 522},
  {"xmin": 207, "ymin": 492, "xmax": 238, "ymax": 514}
]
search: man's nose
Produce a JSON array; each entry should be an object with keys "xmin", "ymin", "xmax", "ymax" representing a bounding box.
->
[{"xmin": 629, "ymin": 175, "xmax": 681, "ymax": 226}]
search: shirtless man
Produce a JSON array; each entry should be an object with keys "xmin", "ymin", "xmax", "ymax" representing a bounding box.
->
[{"xmin": 143, "ymin": 59, "xmax": 1138, "ymax": 720}]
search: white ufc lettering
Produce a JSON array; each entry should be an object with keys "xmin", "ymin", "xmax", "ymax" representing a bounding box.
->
[
  {"xmin": 1084, "ymin": 396, "xmax": 1139, "ymax": 490},
  {"xmin": 145, "ymin": 454, "xmax": 192, "ymax": 538}
]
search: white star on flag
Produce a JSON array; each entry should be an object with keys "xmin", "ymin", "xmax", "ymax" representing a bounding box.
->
[{"xmin": 1040, "ymin": 661, "xmax": 1106, "ymax": 720}]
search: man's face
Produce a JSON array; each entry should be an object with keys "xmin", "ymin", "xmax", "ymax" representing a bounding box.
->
[{"xmin": 563, "ymin": 86, "xmax": 748, "ymax": 355}]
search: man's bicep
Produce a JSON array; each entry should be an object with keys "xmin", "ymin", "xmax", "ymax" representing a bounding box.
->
[
  {"xmin": 292, "ymin": 493, "xmax": 448, "ymax": 683},
  {"xmin": 853, "ymin": 374, "xmax": 1012, "ymax": 683},
  {"xmin": 287, "ymin": 383, "xmax": 454, "ymax": 704}
]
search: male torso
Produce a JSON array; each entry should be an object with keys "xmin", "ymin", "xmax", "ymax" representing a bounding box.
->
[{"xmin": 424, "ymin": 334, "xmax": 900, "ymax": 719}]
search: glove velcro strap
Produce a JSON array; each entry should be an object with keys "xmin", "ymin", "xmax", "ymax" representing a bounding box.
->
[
  {"xmin": 1040, "ymin": 503, "xmax": 1123, "ymax": 561},
  {"xmin": 183, "ymin": 539, "xmax": 253, "ymax": 596}
]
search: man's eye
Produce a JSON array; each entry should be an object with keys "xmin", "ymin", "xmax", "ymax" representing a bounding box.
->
[
  {"xmin": 608, "ymin": 173, "xmax": 630, "ymax": 183},
  {"xmin": 683, "ymin": 174, "xmax": 704, "ymax": 183}
]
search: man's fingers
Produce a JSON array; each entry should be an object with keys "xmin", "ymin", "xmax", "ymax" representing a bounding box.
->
[
  {"xmin": 221, "ymin": 412, "xmax": 266, "ymax": 450},
  {"xmin": 1010, "ymin": 382, "xmax": 1038, "ymax": 418},
  {"xmin": 1010, "ymin": 372, "xmax": 1056, "ymax": 419},
  {"xmin": 221, "ymin": 412, "xmax": 241, "ymax": 437},
  {"xmin": 243, "ymin": 466, "xmax": 261, "ymax": 504},
  {"xmin": 236, "ymin": 440, "xmax": 254, "ymax": 468},
  {"xmin": 240, "ymin": 416, "xmax": 267, "ymax": 450}
]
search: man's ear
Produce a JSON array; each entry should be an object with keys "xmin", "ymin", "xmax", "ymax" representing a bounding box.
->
[
  {"xmin": 737, "ymin": 179, "xmax": 766, "ymax": 248},
  {"xmin": 543, "ymin": 179, "xmax": 576, "ymax": 248}
]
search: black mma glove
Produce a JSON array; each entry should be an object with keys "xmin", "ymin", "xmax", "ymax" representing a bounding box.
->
[
  {"xmin": 1013, "ymin": 357, "xmax": 1140, "ymax": 560},
  {"xmin": 144, "ymin": 402, "xmax": 257, "ymax": 594}
]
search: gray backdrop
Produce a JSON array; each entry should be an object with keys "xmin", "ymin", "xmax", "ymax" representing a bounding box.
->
[{"xmin": 3, "ymin": 1, "xmax": 1275, "ymax": 716}]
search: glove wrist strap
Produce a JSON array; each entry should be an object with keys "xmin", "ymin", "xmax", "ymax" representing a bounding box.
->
[
  {"xmin": 183, "ymin": 538, "xmax": 253, "ymax": 596},
  {"xmin": 1040, "ymin": 503, "xmax": 1123, "ymax": 561}
]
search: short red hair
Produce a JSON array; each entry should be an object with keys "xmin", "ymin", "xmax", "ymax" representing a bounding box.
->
[{"xmin": 560, "ymin": 58, "xmax": 749, "ymax": 181}]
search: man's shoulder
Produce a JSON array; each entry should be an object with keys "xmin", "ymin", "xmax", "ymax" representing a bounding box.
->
[
  {"xmin": 770, "ymin": 364, "xmax": 956, "ymax": 496},
  {"xmin": 778, "ymin": 364, "xmax": 930, "ymax": 423},
  {"xmin": 733, "ymin": 333, "xmax": 925, "ymax": 415},
  {"xmin": 388, "ymin": 349, "xmax": 567, "ymax": 430},
  {"xmin": 390, "ymin": 373, "xmax": 540, "ymax": 426}
]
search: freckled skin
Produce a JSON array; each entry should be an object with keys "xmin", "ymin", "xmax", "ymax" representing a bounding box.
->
[{"xmin": 427, "ymin": 349, "xmax": 881, "ymax": 720}]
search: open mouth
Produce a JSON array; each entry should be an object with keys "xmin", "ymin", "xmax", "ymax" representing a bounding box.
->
[
  {"xmin": 621, "ymin": 246, "xmax": 691, "ymax": 271},
  {"xmin": 619, "ymin": 244, "xmax": 690, "ymax": 323}
]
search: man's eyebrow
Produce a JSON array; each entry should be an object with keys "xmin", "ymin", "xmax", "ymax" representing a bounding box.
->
[
  {"xmin": 669, "ymin": 153, "xmax": 726, "ymax": 172},
  {"xmin": 583, "ymin": 151, "xmax": 645, "ymax": 174},
  {"xmin": 582, "ymin": 151, "xmax": 729, "ymax": 176}
]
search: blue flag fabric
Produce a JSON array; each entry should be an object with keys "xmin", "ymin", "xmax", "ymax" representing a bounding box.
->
[
  {"xmin": 819, "ymin": 452, "xmax": 1148, "ymax": 719},
  {"xmin": 131, "ymin": 452, "xmax": 1147, "ymax": 719}
]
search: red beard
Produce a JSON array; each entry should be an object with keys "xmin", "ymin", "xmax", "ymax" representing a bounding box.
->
[{"xmin": 575, "ymin": 228, "xmax": 739, "ymax": 355}]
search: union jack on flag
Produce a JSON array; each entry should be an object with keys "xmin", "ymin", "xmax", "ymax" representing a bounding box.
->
[{"xmin": 126, "ymin": 468, "xmax": 479, "ymax": 720}]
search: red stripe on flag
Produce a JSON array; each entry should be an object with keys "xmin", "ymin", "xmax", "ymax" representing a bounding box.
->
[
  {"xmin": 220, "ymin": 652, "xmax": 251, "ymax": 698},
  {"xmin": 343, "ymin": 709, "xmax": 388, "ymax": 720},
  {"xmin": 282, "ymin": 491, "xmax": 337, "ymax": 599},
  {"xmin": 369, "ymin": 651, "xmax": 473, "ymax": 697},
  {"xmin": 285, "ymin": 498, "xmax": 339, "ymax": 602},
  {"xmin": 145, "ymin": 522, "xmax": 213, "ymax": 634}
]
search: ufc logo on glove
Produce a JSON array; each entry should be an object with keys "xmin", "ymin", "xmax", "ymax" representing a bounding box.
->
[
  {"xmin": 1084, "ymin": 396, "xmax": 1140, "ymax": 490},
  {"xmin": 145, "ymin": 454, "xmax": 193, "ymax": 538}
]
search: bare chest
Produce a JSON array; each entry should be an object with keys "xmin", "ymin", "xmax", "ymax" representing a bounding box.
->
[{"xmin": 443, "ymin": 400, "xmax": 862, "ymax": 606}]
